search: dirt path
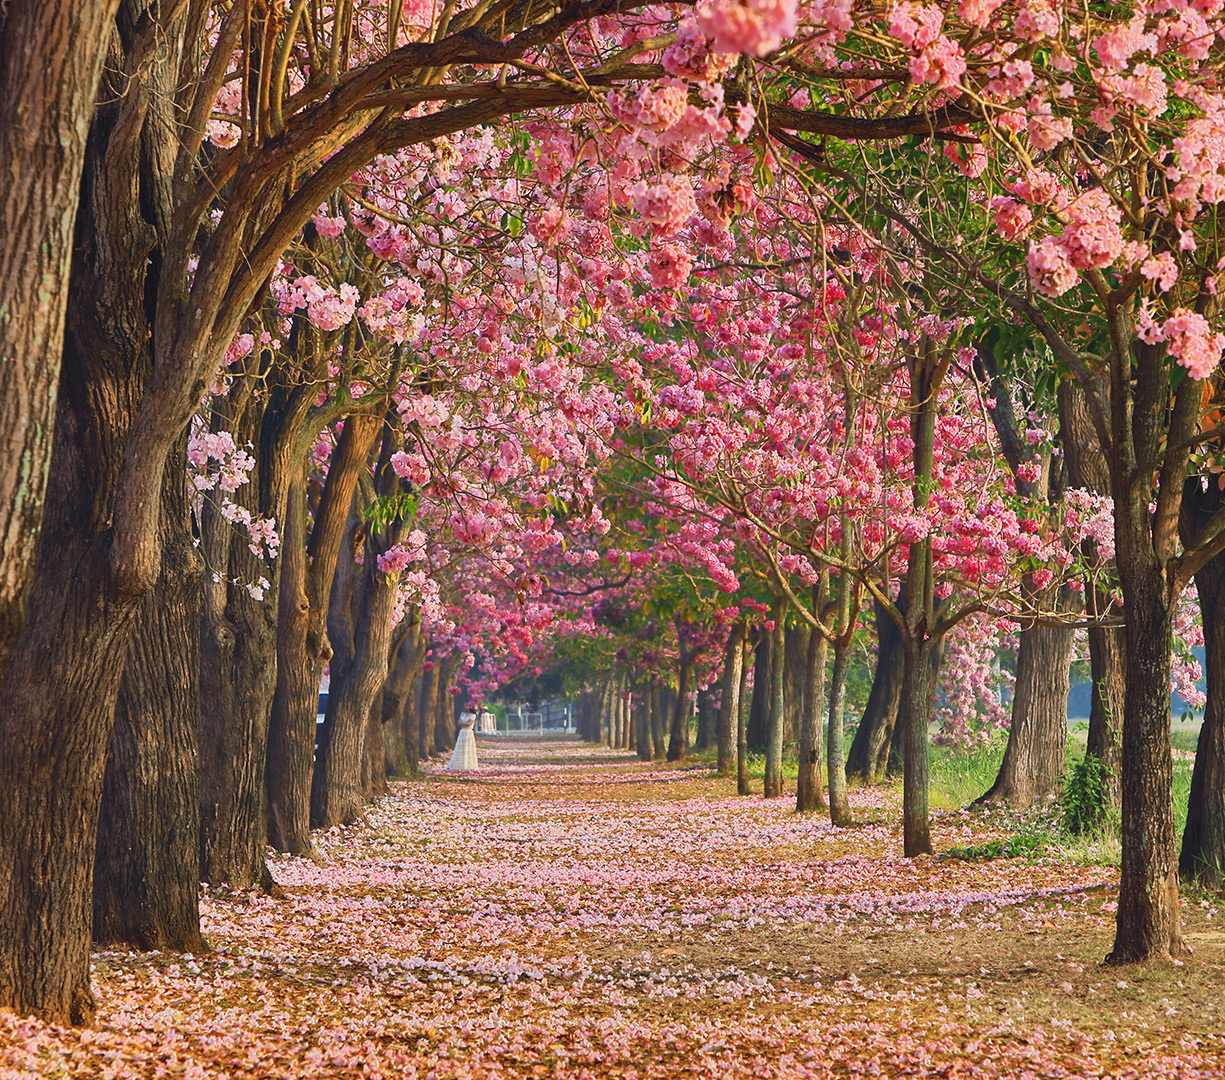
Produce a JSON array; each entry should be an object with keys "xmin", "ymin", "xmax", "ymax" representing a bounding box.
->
[{"xmin": 3, "ymin": 738, "xmax": 1223, "ymax": 1077}]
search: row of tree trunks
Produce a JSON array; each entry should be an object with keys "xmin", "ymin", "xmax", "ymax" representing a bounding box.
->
[
  {"xmin": 383, "ymin": 619, "xmax": 426, "ymax": 777},
  {"xmin": 0, "ymin": 25, "xmax": 183, "ymax": 1019}
]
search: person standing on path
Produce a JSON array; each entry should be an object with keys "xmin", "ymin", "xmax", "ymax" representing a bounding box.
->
[{"xmin": 448, "ymin": 705, "xmax": 479, "ymax": 771}]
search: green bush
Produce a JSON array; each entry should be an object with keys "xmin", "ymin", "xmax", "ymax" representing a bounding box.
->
[{"xmin": 1062, "ymin": 753, "xmax": 1108, "ymax": 836}]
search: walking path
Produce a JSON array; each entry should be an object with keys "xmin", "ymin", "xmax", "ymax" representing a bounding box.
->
[{"xmin": 3, "ymin": 739, "xmax": 1223, "ymax": 1077}]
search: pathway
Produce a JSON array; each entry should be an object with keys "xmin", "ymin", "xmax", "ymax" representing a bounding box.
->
[{"xmin": 3, "ymin": 739, "xmax": 1223, "ymax": 1077}]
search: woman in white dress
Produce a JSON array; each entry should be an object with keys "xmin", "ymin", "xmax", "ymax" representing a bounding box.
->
[{"xmin": 447, "ymin": 707, "xmax": 479, "ymax": 771}]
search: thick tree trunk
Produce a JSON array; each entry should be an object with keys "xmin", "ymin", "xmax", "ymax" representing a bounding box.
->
[
  {"xmin": 312, "ymin": 435, "xmax": 408, "ymax": 828},
  {"xmin": 846, "ymin": 595, "xmax": 905, "ymax": 784},
  {"xmin": 0, "ymin": 0, "xmax": 122, "ymax": 679},
  {"xmin": 1108, "ymin": 517, "xmax": 1186, "ymax": 961},
  {"xmin": 764, "ymin": 601, "xmax": 787, "ymax": 797},
  {"xmin": 1181, "ymin": 481, "xmax": 1225, "ymax": 888},
  {"xmin": 736, "ymin": 636, "xmax": 752, "ymax": 795},
  {"xmin": 383, "ymin": 620, "xmax": 424, "ymax": 777},
  {"xmin": 716, "ymin": 623, "xmax": 745, "ymax": 775},
  {"xmin": 0, "ymin": 37, "xmax": 178, "ymax": 1019},
  {"xmin": 363, "ymin": 689, "xmax": 387, "ymax": 799},
  {"xmin": 784, "ymin": 624, "xmax": 810, "ymax": 744},
  {"xmin": 978, "ymin": 584, "xmax": 1075, "ymax": 809},
  {"xmin": 796, "ymin": 612, "xmax": 828, "ymax": 813},
  {"xmin": 266, "ymin": 414, "xmax": 382, "ymax": 853},
  {"xmin": 94, "ymin": 456, "xmax": 204, "ymax": 952}
]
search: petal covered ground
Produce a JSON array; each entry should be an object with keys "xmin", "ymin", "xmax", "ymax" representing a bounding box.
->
[{"xmin": 2, "ymin": 738, "xmax": 1223, "ymax": 1078}]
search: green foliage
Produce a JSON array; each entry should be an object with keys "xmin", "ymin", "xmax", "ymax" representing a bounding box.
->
[
  {"xmin": 1062, "ymin": 753, "xmax": 1108, "ymax": 836},
  {"xmin": 944, "ymin": 827, "xmax": 1051, "ymax": 862},
  {"xmin": 364, "ymin": 491, "xmax": 417, "ymax": 533}
]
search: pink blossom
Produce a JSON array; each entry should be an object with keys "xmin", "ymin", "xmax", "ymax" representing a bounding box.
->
[
  {"xmin": 695, "ymin": 0, "xmax": 797, "ymax": 57},
  {"xmin": 1164, "ymin": 308, "xmax": 1225, "ymax": 381},
  {"xmin": 649, "ymin": 243, "xmax": 694, "ymax": 289},
  {"xmin": 1026, "ymin": 236, "xmax": 1079, "ymax": 297},
  {"xmin": 991, "ymin": 197, "xmax": 1032, "ymax": 240},
  {"xmin": 1141, "ymin": 251, "xmax": 1179, "ymax": 292}
]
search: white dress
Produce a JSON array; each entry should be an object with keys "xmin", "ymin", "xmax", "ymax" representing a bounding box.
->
[{"xmin": 448, "ymin": 714, "xmax": 479, "ymax": 771}]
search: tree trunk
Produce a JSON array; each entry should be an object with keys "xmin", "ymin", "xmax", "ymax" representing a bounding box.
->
[
  {"xmin": 716, "ymin": 623, "xmax": 745, "ymax": 776},
  {"xmin": 827, "ymin": 636, "xmax": 853, "ymax": 825},
  {"xmin": 1060, "ymin": 377, "xmax": 1124, "ymax": 807},
  {"xmin": 796, "ymin": 605, "xmax": 828, "ymax": 813},
  {"xmin": 363, "ymin": 688, "xmax": 387, "ymax": 799},
  {"xmin": 736, "ymin": 635, "xmax": 752, "ymax": 795},
  {"xmin": 667, "ymin": 643, "xmax": 693, "ymax": 762},
  {"xmin": 433, "ymin": 661, "xmax": 457, "ymax": 753},
  {"xmin": 747, "ymin": 632, "xmax": 771, "ymax": 752},
  {"xmin": 383, "ymin": 620, "xmax": 424, "ymax": 778},
  {"xmin": 978, "ymin": 583, "xmax": 1075, "ymax": 809},
  {"xmin": 0, "ymin": 0, "xmax": 122, "ymax": 680},
  {"xmin": 651, "ymin": 682, "xmax": 667, "ymax": 761},
  {"xmin": 0, "ymin": 38, "xmax": 178, "ymax": 1018},
  {"xmin": 695, "ymin": 686, "xmax": 717, "ymax": 751},
  {"xmin": 764, "ymin": 599, "xmax": 786, "ymax": 798},
  {"xmin": 266, "ymin": 414, "xmax": 382, "ymax": 853},
  {"xmin": 846, "ymin": 594, "xmax": 905, "ymax": 784},
  {"xmin": 901, "ymin": 634, "xmax": 935, "ymax": 857},
  {"xmin": 1107, "ymin": 506, "xmax": 1186, "ymax": 961},
  {"xmin": 94, "ymin": 455, "xmax": 204, "ymax": 952},
  {"xmin": 419, "ymin": 663, "xmax": 440, "ymax": 757},
  {"xmin": 312, "ymin": 430, "xmax": 409, "ymax": 828},
  {"xmin": 1181, "ymin": 481, "xmax": 1225, "ymax": 888},
  {"xmin": 784, "ymin": 624, "xmax": 810, "ymax": 744},
  {"xmin": 636, "ymin": 681, "xmax": 653, "ymax": 760}
]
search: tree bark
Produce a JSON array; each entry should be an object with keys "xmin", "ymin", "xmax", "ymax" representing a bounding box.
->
[
  {"xmin": 651, "ymin": 681, "xmax": 668, "ymax": 761},
  {"xmin": 736, "ymin": 633, "xmax": 752, "ymax": 795},
  {"xmin": 716, "ymin": 623, "xmax": 745, "ymax": 776},
  {"xmin": 667, "ymin": 628, "xmax": 695, "ymax": 762},
  {"xmin": 784, "ymin": 624, "xmax": 810, "ymax": 744},
  {"xmin": 846, "ymin": 594, "xmax": 906, "ymax": 784},
  {"xmin": 1180, "ymin": 480, "xmax": 1225, "ymax": 888},
  {"xmin": 1060, "ymin": 377, "xmax": 1124, "ymax": 806},
  {"xmin": 266, "ymin": 414, "xmax": 382, "ymax": 853},
  {"xmin": 636, "ymin": 680, "xmax": 653, "ymax": 760},
  {"xmin": 94, "ymin": 449, "xmax": 204, "ymax": 952},
  {"xmin": 0, "ymin": 0, "xmax": 122, "ymax": 680},
  {"xmin": 978, "ymin": 583, "xmax": 1075, "ymax": 809},
  {"xmin": 312, "ymin": 425, "xmax": 409, "ymax": 828},
  {"xmin": 695, "ymin": 686, "xmax": 717, "ymax": 751},
  {"xmin": 796, "ymin": 604, "xmax": 828, "ymax": 813},
  {"xmin": 383, "ymin": 619, "xmax": 424, "ymax": 777},
  {"xmin": 764, "ymin": 599, "xmax": 787, "ymax": 798},
  {"xmin": 747, "ymin": 632, "xmax": 771, "ymax": 752}
]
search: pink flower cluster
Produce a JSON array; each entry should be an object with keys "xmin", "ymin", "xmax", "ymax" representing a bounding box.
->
[
  {"xmin": 1025, "ymin": 189, "xmax": 1124, "ymax": 297},
  {"xmin": 695, "ymin": 0, "xmax": 797, "ymax": 58}
]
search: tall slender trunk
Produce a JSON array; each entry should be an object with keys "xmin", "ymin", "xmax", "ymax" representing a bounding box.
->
[
  {"xmin": 736, "ymin": 634, "xmax": 752, "ymax": 795},
  {"xmin": 667, "ymin": 632, "xmax": 694, "ymax": 762},
  {"xmin": 827, "ymin": 640, "xmax": 853, "ymax": 825},
  {"xmin": 0, "ymin": 0, "xmax": 122, "ymax": 679},
  {"xmin": 1060, "ymin": 378, "xmax": 1125, "ymax": 805},
  {"xmin": 695, "ymin": 686, "xmax": 717, "ymax": 751},
  {"xmin": 796, "ymin": 590, "xmax": 828, "ymax": 812},
  {"xmin": 636, "ymin": 680, "xmax": 653, "ymax": 760},
  {"xmin": 1180, "ymin": 481, "xmax": 1225, "ymax": 888},
  {"xmin": 716, "ymin": 623, "xmax": 745, "ymax": 775},
  {"xmin": 978, "ymin": 582, "xmax": 1075, "ymax": 808},
  {"xmin": 846, "ymin": 593, "xmax": 906, "ymax": 784},
  {"xmin": 784, "ymin": 624, "xmax": 810, "ymax": 744},
  {"xmin": 94, "ymin": 453, "xmax": 204, "ymax": 951},
  {"xmin": 433, "ymin": 661, "xmax": 456, "ymax": 752},
  {"xmin": 419, "ymin": 663, "xmax": 441, "ymax": 757},
  {"xmin": 747, "ymin": 633, "xmax": 771, "ymax": 752},
  {"xmin": 764, "ymin": 598, "xmax": 787, "ymax": 798},
  {"xmin": 901, "ymin": 635, "xmax": 935, "ymax": 856}
]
